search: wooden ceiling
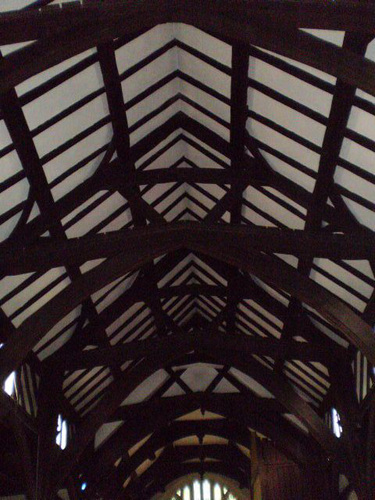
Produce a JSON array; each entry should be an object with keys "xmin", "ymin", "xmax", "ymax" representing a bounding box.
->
[{"xmin": 0, "ymin": 1, "xmax": 375, "ymax": 499}]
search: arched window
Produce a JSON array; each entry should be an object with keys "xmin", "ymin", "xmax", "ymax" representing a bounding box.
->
[
  {"xmin": 56, "ymin": 414, "xmax": 68, "ymax": 450},
  {"xmin": 326, "ymin": 407, "xmax": 342, "ymax": 438},
  {"xmin": 170, "ymin": 479, "xmax": 238, "ymax": 500},
  {"xmin": 332, "ymin": 408, "xmax": 343, "ymax": 438}
]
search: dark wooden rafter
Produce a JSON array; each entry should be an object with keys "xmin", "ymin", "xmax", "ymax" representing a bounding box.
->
[
  {"xmin": 35, "ymin": 364, "xmax": 65, "ymax": 500},
  {"xmin": 0, "ymin": 80, "xmax": 122, "ymax": 384},
  {"xmin": 0, "ymin": 89, "xmax": 63, "ymax": 236},
  {"xmin": 239, "ymin": 140, "xmax": 369, "ymax": 357},
  {"xmin": 1, "ymin": 223, "xmax": 375, "ymax": 384},
  {"xmin": 64, "ymin": 327, "xmax": 333, "ymax": 372},
  {"xmin": 95, "ymin": 422, "xmax": 252, "ymax": 497},
  {"xmin": 127, "ymin": 451, "xmax": 247, "ymax": 500},
  {"xmin": 97, "ymin": 41, "xmax": 145, "ymax": 225},
  {"xmin": 302, "ymin": 32, "xmax": 371, "ymax": 265},
  {"xmin": 224, "ymin": 43, "xmax": 249, "ymax": 338},
  {"xmin": 0, "ymin": 3, "xmax": 375, "ymax": 499},
  {"xmin": 0, "ymin": 90, "xmax": 112, "ymax": 417},
  {"xmin": 98, "ymin": 418, "xmax": 293, "ymax": 499},
  {"xmin": 0, "ymin": 109, "xmax": 357, "ymax": 258},
  {"xmin": 84, "ymin": 392, "xmax": 318, "ymax": 495},
  {"xmin": 2, "ymin": 0, "xmax": 375, "ymax": 45},
  {"xmin": 109, "ymin": 393, "xmax": 286, "ymax": 423},
  {"xmin": 97, "ymin": 40, "xmax": 177, "ymax": 342},
  {"xmin": 275, "ymin": 32, "xmax": 371, "ymax": 375},
  {"xmin": 78, "ymin": 251, "xmax": 189, "ymax": 349},
  {"xmin": 2, "ymin": 223, "xmax": 375, "ymax": 275},
  {"xmin": 2, "ymin": 1, "xmax": 375, "ymax": 98},
  {"xmin": 96, "ymin": 41, "xmax": 164, "ymax": 374},
  {"xmin": 121, "ymin": 442, "xmax": 249, "ymax": 499},
  {"xmin": 48, "ymin": 334, "xmax": 342, "ymax": 494}
]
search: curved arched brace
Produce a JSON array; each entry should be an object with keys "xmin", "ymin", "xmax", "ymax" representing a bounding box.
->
[
  {"xmin": 0, "ymin": 3, "xmax": 375, "ymax": 95},
  {"xmin": 96, "ymin": 421, "xmax": 302, "ymax": 498},
  {"xmin": 90, "ymin": 426, "xmax": 251, "ymax": 498},
  {"xmin": 0, "ymin": 234, "xmax": 184, "ymax": 381},
  {"xmin": 95, "ymin": 425, "xmax": 252, "ymax": 498},
  {"xmin": 150, "ymin": 472, "xmax": 248, "ymax": 500},
  {"xmin": 1, "ymin": 225, "xmax": 374, "ymax": 382},
  {"xmin": 52, "ymin": 341, "xmax": 339, "ymax": 494},
  {"xmin": 85, "ymin": 392, "xmax": 316, "ymax": 485},
  {"xmin": 132, "ymin": 459, "xmax": 249, "ymax": 499},
  {"xmin": 87, "ymin": 402, "xmax": 313, "ymax": 496},
  {"xmin": 163, "ymin": 444, "xmax": 249, "ymax": 470},
  {"xmin": 125, "ymin": 454, "xmax": 249, "ymax": 500}
]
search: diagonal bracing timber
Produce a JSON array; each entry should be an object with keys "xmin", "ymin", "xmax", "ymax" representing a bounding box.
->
[
  {"xmin": 0, "ymin": 2, "xmax": 375, "ymax": 498},
  {"xmin": 1, "ymin": 225, "xmax": 375, "ymax": 384},
  {"xmin": 51, "ymin": 336, "xmax": 340, "ymax": 491}
]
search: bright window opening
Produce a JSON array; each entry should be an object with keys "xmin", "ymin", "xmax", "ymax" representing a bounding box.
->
[
  {"xmin": 170, "ymin": 479, "xmax": 238, "ymax": 500},
  {"xmin": 3, "ymin": 371, "xmax": 16, "ymax": 396},
  {"xmin": 56, "ymin": 414, "xmax": 68, "ymax": 450},
  {"xmin": 203, "ymin": 480, "xmax": 211, "ymax": 500},
  {"xmin": 0, "ymin": 343, "xmax": 17, "ymax": 398},
  {"xmin": 213, "ymin": 484, "xmax": 221, "ymax": 500},
  {"xmin": 193, "ymin": 481, "xmax": 201, "ymax": 500},
  {"xmin": 332, "ymin": 408, "xmax": 342, "ymax": 438}
]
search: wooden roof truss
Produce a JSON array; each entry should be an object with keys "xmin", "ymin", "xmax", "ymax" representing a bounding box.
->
[{"xmin": 0, "ymin": 1, "xmax": 375, "ymax": 499}]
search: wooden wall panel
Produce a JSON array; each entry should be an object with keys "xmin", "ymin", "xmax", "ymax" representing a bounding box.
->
[{"xmin": 259, "ymin": 442, "xmax": 335, "ymax": 500}]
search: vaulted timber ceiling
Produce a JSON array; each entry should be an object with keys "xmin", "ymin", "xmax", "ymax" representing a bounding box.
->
[{"xmin": 0, "ymin": 1, "xmax": 375, "ymax": 499}]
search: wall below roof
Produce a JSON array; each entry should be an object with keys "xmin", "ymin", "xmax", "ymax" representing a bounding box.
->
[{"xmin": 259, "ymin": 442, "xmax": 335, "ymax": 500}]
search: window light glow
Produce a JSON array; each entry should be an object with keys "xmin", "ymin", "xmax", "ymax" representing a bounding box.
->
[
  {"xmin": 203, "ymin": 480, "xmax": 210, "ymax": 500},
  {"xmin": 214, "ymin": 484, "xmax": 222, "ymax": 500},
  {"xmin": 56, "ymin": 414, "xmax": 68, "ymax": 450},
  {"xmin": 171, "ymin": 479, "xmax": 237, "ymax": 500},
  {"xmin": 0, "ymin": 344, "xmax": 16, "ymax": 398},
  {"xmin": 332, "ymin": 408, "xmax": 342, "ymax": 438},
  {"xmin": 193, "ymin": 480, "xmax": 201, "ymax": 500},
  {"xmin": 3, "ymin": 371, "xmax": 16, "ymax": 396}
]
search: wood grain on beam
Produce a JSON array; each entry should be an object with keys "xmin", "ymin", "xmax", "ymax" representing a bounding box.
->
[
  {"xmin": 1, "ymin": 223, "xmax": 374, "ymax": 274},
  {"xmin": 64, "ymin": 328, "xmax": 331, "ymax": 371},
  {"xmin": 1, "ymin": 3, "xmax": 375, "ymax": 96},
  {"xmin": 1, "ymin": 0, "xmax": 375, "ymax": 44}
]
